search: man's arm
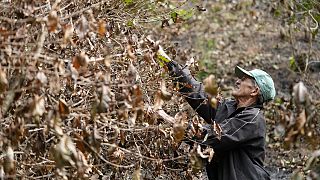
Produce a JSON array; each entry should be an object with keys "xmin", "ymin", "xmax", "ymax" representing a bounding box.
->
[
  {"xmin": 166, "ymin": 61, "xmax": 216, "ymax": 123},
  {"xmin": 203, "ymin": 108, "xmax": 265, "ymax": 151}
]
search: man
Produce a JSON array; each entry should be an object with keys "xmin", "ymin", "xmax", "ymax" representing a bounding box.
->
[{"xmin": 159, "ymin": 50, "xmax": 275, "ymax": 180}]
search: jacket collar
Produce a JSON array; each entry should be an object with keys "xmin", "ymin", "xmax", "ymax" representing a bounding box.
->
[{"xmin": 226, "ymin": 99, "xmax": 263, "ymax": 118}]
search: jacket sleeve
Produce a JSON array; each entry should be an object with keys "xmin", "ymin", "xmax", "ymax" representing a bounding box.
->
[
  {"xmin": 166, "ymin": 61, "xmax": 216, "ymax": 123},
  {"xmin": 203, "ymin": 108, "xmax": 264, "ymax": 151}
]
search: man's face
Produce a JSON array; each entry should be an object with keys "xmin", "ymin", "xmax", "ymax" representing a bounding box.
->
[{"xmin": 231, "ymin": 76, "xmax": 258, "ymax": 99}]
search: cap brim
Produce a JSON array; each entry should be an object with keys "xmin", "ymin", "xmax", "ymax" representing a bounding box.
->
[{"xmin": 235, "ymin": 66, "xmax": 253, "ymax": 78}]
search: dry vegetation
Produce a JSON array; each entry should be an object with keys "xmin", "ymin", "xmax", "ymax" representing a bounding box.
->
[
  {"xmin": 0, "ymin": 0, "xmax": 320, "ymax": 179},
  {"xmin": 0, "ymin": 0, "xmax": 205, "ymax": 179}
]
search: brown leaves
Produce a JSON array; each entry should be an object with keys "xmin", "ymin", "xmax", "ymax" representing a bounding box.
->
[
  {"xmin": 203, "ymin": 75, "xmax": 218, "ymax": 96},
  {"xmin": 53, "ymin": 135, "xmax": 77, "ymax": 168},
  {"xmin": 47, "ymin": 11, "xmax": 59, "ymax": 32},
  {"xmin": 153, "ymin": 91, "xmax": 164, "ymax": 111},
  {"xmin": 4, "ymin": 145, "xmax": 15, "ymax": 175},
  {"xmin": 127, "ymin": 63, "xmax": 138, "ymax": 83},
  {"xmin": 283, "ymin": 81, "xmax": 316, "ymax": 149},
  {"xmin": 173, "ymin": 123, "xmax": 186, "ymax": 143},
  {"xmin": 172, "ymin": 112, "xmax": 187, "ymax": 143},
  {"xmin": 98, "ymin": 20, "xmax": 106, "ymax": 36},
  {"xmin": 132, "ymin": 166, "xmax": 141, "ymax": 180},
  {"xmin": 94, "ymin": 84, "xmax": 113, "ymax": 114},
  {"xmin": 284, "ymin": 109, "xmax": 307, "ymax": 149},
  {"xmin": 153, "ymin": 81, "xmax": 172, "ymax": 111},
  {"xmin": 189, "ymin": 147, "xmax": 203, "ymax": 173},
  {"xmin": 31, "ymin": 95, "xmax": 45, "ymax": 117},
  {"xmin": 4, "ymin": 1, "xmax": 311, "ymax": 179},
  {"xmin": 58, "ymin": 99, "xmax": 70, "ymax": 118},
  {"xmin": 113, "ymin": 149, "xmax": 125, "ymax": 162},
  {"xmin": 212, "ymin": 121, "xmax": 222, "ymax": 140},
  {"xmin": 160, "ymin": 80, "xmax": 172, "ymax": 101},
  {"xmin": 62, "ymin": 25, "xmax": 74, "ymax": 47},
  {"xmin": 72, "ymin": 52, "xmax": 89, "ymax": 71},
  {"xmin": 77, "ymin": 15, "xmax": 88, "ymax": 39},
  {"xmin": 0, "ymin": 66, "xmax": 8, "ymax": 92},
  {"xmin": 203, "ymin": 75, "xmax": 219, "ymax": 109},
  {"xmin": 71, "ymin": 52, "xmax": 89, "ymax": 80},
  {"xmin": 292, "ymin": 81, "xmax": 309, "ymax": 105},
  {"xmin": 8, "ymin": 118, "xmax": 25, "ymax": 147},
  {"xmin": 127, "ymin": 45, "xmax": 137, "ymax": 60},
  {"xmin": 36, "ymin": 71, "xmax": 48, "ymax": 85},
  {"xmin": 132, "ymin": 85, "xmax": 144, "ymax": 108}
]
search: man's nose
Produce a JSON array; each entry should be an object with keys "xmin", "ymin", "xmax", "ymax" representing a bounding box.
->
[{"xmin": 235, "ymin": 79, "xmax": 241, "ymax": 85}]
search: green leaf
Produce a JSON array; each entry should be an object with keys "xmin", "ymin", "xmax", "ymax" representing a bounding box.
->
[
  {"xmin": 171, "ymin": 12, "xmax": 178, "ymax": 23},
  {"xmin": 288, "ymin": 15, "xmax": 296, "ymax": 25},
  {"xmin": 274, "ymin": 9, "xmax": 281, "ymax": 17},
  {"xmin": 176, "ymin": 9, "xmax": 194, "ymax": 20},
  {"xmin": 124, "ymin": 0, "xmax": 133, "ymax": 5},
  {"xmin": 206, "ymin": 39, "xmax": 216, "ymax": 49},
  {"xmin": 314, "ymin": 14, "xmax": 320, "ymax": 23},
  {"xmin": 127, "ymin": 20, "xmax": 134, "ymax": 27},
  {"xmin": 302, "ymin": 1, "xmax": 313, "ymax": 10},
  {"xmin": 289, "ymin": 56, "xmax": 297, "ymax": 71}
]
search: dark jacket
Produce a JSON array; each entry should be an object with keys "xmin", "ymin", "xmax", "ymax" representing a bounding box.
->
[{"xmin": 167, "ymin": 61, "xmax": 271, "ymax": 180}]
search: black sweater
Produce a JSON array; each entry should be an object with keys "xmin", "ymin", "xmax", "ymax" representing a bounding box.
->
[{"xmin": 167, "ymin": 61, "xmax": 270, "ymax": 180}]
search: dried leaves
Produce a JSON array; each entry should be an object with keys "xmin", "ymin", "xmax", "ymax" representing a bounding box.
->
[
  {"xmin": 47, "ymin": 11, "xmax": 59, "ymax": 32},
  {"xmin": 3, "ymin": 0, "xmax": 312, "ymax": 179},
  {"xmin": 0, "ymin": 1, "xmax": 212, "ymax": 179},
  {"xmin": 72, "ymin": 52, "xmax": 89, "ymax": 73},
  {"xmin": 173, "ymin": 122, "xmax": 186, "ymax": 143},
  {"xmin": 4, "ymin": 145, "xmax": 15, "ymax": 175},
  {"xmin": 98, "ymin": 20, "xmax": 106, "ymax": 37},
  {"xmin": 62, "ymin": 25, "xmax": 74, "ymax": 47},
  {"xmin": 132, "ymin": 166, "xmax": 141, "ymax": 180},
  {"xmin": 31, "ymin": 95, "xmax": 46, "ymax": 117},
  {"xmin": 284, "ymin": 109, "xmax": 307, "ymax": 148},
  {"xmin": 203, "ymin": 75, "xmax": 219, "ymax": 108},
  {"xmin": 277, "ymin": 81, "xmax": 319, "ymax": 152},
  {"xmin": 292, "ymin": 81, "xmax": 309, "ymax": 105},
  {"xmin": 203, "ymin": 75, "xmax": 218, "ymax": 96},
  {"xmin": 58, "ymin": 99, "xmax": 70, "ymax": 117},
  {"xmin": 212, "ymin": 121, "xmax": 222, "ymax": 140},
  {"xmin": 0, "ymin": 66, "xmax": 8, "ymax": 92},
  {"xmin": 160, "ymin": 80, "xmax": 172, "ymax": 101},
  {"xmin": 53, "ymin": 135, "xmax": 78, "ymax": 168}
]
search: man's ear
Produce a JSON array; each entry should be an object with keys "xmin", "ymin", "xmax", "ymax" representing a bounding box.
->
[{"xmin": 250, "ymin": 87, "xmax": 260, "ymax": 96}]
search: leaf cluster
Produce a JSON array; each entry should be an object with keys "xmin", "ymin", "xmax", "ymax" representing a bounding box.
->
[{"xmin": 0, "ymin": 0, "xmax": 209, "ymax": 179}]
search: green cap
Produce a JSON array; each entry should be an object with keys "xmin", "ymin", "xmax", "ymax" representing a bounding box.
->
[{"xmin": 235, "ymin": 66, "xmax": 276, "ymax": 102}]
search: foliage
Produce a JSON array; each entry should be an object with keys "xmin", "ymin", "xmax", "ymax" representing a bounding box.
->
[
  {"xmin": 272, "ymin": 0, "xmax": 320, "ymax": 72},
  {"xmin": 1, "ymin": 0, "xmax": 319, "ymax": 179},
  {"xmin": 0, "ymin": 0, "xmax": 211, "ymax": 179},
  {"xmin": 271, "ymin": 0, "xmax": 320, "ymax": 178}
]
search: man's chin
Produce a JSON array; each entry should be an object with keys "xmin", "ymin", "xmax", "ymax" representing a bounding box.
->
[
  {"xmin": 231, "ymin": 90, "xmax": 237, "ymax": 97},
  {"xmin": 231, "ymin": 91, "xmax": 240, "ymax": 99}
]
